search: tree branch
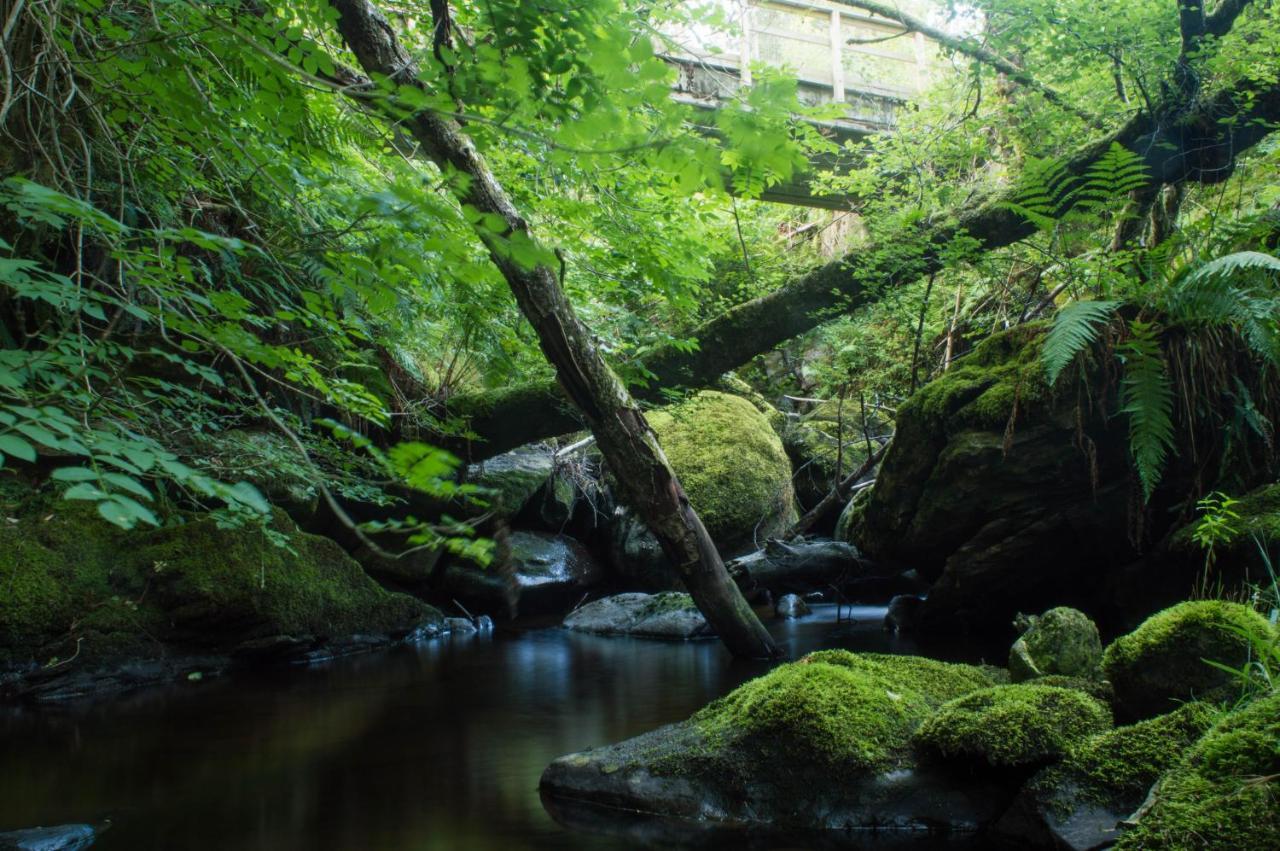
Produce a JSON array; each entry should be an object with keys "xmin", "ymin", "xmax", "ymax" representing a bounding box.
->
[{"xmin": 830, "ymin": 0, "xmax": 1102, "ymax": 128}]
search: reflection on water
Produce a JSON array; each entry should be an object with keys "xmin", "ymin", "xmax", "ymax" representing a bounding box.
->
[{"xmin": 0, "ymin": 606, "xmax": 1001, "ymax": 850}]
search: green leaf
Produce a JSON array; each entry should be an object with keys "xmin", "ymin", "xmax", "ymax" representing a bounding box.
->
[
  {"xmin": 1043, "ymin": 300, "xmax": 1120, "ymax": 384},
  {"xmin": 103, "ymin": 472, "xmax": 153, "ymax": 500},
  {"xmin": 50, "ymin": 466, "xmax": 100, "ymax": 482},
  {"xmin": 0, "ymin": 434, "xmax": 36, "ymax": 463}
]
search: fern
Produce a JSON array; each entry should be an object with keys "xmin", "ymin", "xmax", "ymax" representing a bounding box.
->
[
  {"xmin": 1119, "ymin": 320, "xmax": 1175, "ymax": 503},
  {"xmin": 1184, "ymin": 250, "xmax": 1280, "ymax": 283},
  {"xmin": 1075, "ymin": 143, "xmax": 1149, "ymax": 210},
  {"xmin": 1043, "ymin": 299, "xmax": 1121, "ymax": 384},
  {"xmin": 999, "ymin": 156, "xmax": 1078, "ymax": 232},
  {"xmin": 1165, "ymin": 250, "xmax": 1280, "ymax": 365}
]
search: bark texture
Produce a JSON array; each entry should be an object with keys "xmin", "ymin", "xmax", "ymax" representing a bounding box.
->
[{"xmin": 330, "ymin": 0, "xmax": 778, "ymax": 658}]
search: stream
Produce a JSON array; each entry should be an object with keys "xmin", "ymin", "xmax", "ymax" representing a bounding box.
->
[{"xmin": 0, "ymin": 605, "xmax": 1002, "ymax": 850}]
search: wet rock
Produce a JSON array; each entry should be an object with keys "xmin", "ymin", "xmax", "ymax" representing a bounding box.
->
[
  {"xmin": 1102, "ymin": 600, "xmax": 1275, "ymax": 720},
  {"xmin": 774, "ymin": 593, "xmax": 809, "ymax": 619},
  {"xmin": 608, "ymin": 508, "xmax": 683, "ymax": 591},
  {"xmin": 540, "ymin": 651, "xmax": 1011, "ymax": 833},
  {"xmin": 444, "ymin": 617, "xmax": 478, "ymax": 635},
  {"xmin": 884, "ymin": 595, "xmax": 924, "ymax": 633},
  {"xmin": 439, "ymin": 531, "xmax": 603, "ymax": 618},
  {"xmin": 1008, "ymin": 607, "xmax": 1103, "ymax": 683},
  {"xmin": 563, "ymin": 593, "xmax": 712, "ymax": 640},
  {"xmin": 0, "ymin": 824, "xmax": 96, "ymax": 851},
  {"xmin": 466, "ymin": 444, "xmax": 555, "ymax": 518}
]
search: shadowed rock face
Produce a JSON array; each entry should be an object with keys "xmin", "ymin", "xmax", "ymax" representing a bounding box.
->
[{"xmin": 438, "ymin": 531, "xmax": 604, "ymax": 618}]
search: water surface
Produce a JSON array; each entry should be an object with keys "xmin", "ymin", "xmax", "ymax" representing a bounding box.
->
[{"xmin": 0, "ymin": 605, "xmax": 1001, "ymax": 850}]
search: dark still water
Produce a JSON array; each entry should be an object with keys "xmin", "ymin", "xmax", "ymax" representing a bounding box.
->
[{"xmin": 0, "ymin": 606, "xmax": 1002, "ymax": 850}]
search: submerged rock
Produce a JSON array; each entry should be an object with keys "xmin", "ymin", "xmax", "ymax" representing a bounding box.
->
[
  {"xmin": 774, "ymin": 593, "xmax": 809, "ymax": 619},
  {"xmin": 1101, "ymin": 600, "xmax": 1274, "ymax": 720},
  {"xmin": 0, "ymin": 824, "xmax": 97, "ymax": 851},
  {"xmin": 1008, "ymin": 607, "xmax": 1103, "ymax": 683},
  {"xmin": 540, "ymin": 651, "xmax": 1012, "ymax": 833},
  {"xmin": 563, "ymin": 592, "xmax": 711, "ymax": 640},
  {"xmin": 438, "ymin": 531, "xmax": 602, "ymax": 618}
]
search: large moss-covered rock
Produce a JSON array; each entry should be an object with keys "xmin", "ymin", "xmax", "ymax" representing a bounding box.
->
[
  {"xmin": 1009, "ymin": 607, "xmax": 1103, "ymax": 683},
  {"xmin": 1115, "ymin": 692, "xmax": 1280, "ymax": 850},
  {"xmin": 563, "ymin": 592, "xmax": 711, "ymax": 639},
  {"xmin": 0, "ymin": 482, "xmax": 438, "ymax": 693},
  {"xmin": 1102, "ymin": 600, "xmax": 1275, "ymax": 720},
  {"xmin": 608, "ymin": 391, "xmax": 797, "ymax": 587},
  {"xmin": 439, "ymin": 531, "xmax": 603, "ymax": 618},
  {"xmin": 996, "ymin": 702, "xmax": 1218, "ymax": 850},
  {"xmin": 782, "ymin": 400, "xmax": 872, "ymax": 511},
  {"xmin": 914, "ymin": 684, "xmax": 1112, "ymax": 768},
  {"xmin": 848, "ymin": 324, "xmax": 1274, "ymax": 635},
  {"xmin": 465, "ymin": 443, "xmax": 555, "ymax": 518},
  {"xmin": 646, "ymin": 391, "xmax": 796, "ymax": 551},
  {"xmin": 541, "ymin": 652, "xmax": 1012, "ymax": 833}
]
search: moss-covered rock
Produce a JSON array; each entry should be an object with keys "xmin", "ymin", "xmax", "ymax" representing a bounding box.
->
[
  {"xmin": 1009, "ymin": 607, "xmax": 1103, "ymax": 683},
  {"xmin": 540, "ymin": 651, "xmax": 1011, "ymax": 833},
  {"xmin": 1115, "ymin": 692, "xmax": 1280, "ymax": 850},
  {"xmin": 645, "ymin": 390, "xmax": 796, "ymax": 552},
  {"xmin": 995, "ymin": 701, "xmax": 1218, "ymax": 849},
  {"xmin": 695, "ymin": 650, "xmax": 996, "ymax": 772},
  {"xmin": 782, "ymin": 399, "xmax": 871, "ymax": 511},
  {"xmin": 915, "ymin": 684, "xmax": 1112, "ymax": 768},
  {"xmin": 0, "ymin": 482, "xmax": 438, "ymax": 684},
  {"xmin": 1102, "ymin": 600, "xmax": 1275, "ymax": 720}
]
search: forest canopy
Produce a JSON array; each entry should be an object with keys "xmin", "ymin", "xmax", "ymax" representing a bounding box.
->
[{"xmin": 1, "ymin": 0, "xmax": 1278, "ymax": 558}]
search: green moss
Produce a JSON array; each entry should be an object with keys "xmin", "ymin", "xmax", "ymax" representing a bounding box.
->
[
  {"xmin": 905, "ymin": 323, "xmax": 1049, "ymax": 430},
  {"xmin": 1115, "ymin": 693, "xmax": 1280, "ymax": 850},
  {"xmin": 914, "ymin": 684, "xmax": 1112, "ymax": 768},
  {"xmin": 1009, "ymin": 607, "xmax": 1103, "ymax": 682},
  {"xmin": 1050, "ymin": 702, "xmax": 1219, "ymax": 804},
  {"xmin": 1102, "ymin": 600, "xmax": 1276, "ymax": 720},
  {"xmin": 639, "ymin": 591, "xmax": 699, "ymax": 617},
  {"xmin": 717, "ymin": 374, "xmax": 785, "ymax": 433},
  {"xmin": 1031, "ymin": 674, "xmax": 1114, "ymax": 704},
  {"xmin": 647, "ymin": 391, "xmax": 796, "ymax": 548},
  {"xmin": 691, "ymin": 651, "xmax": 993, "ymax": 772},
  {"xmin": 0, "ymin": 490, "xmax": 434, "ymax": 669}
]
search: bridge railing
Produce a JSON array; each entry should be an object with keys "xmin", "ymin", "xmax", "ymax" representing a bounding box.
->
[{"xmin": 659, "ymin": 0, "xmax": 945, "ymax": 134}]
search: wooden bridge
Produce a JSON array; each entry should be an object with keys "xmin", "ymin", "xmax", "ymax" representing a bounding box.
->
[{"xmin": 659, "ymin": 0, "xmax": 945, "ymax": 208}]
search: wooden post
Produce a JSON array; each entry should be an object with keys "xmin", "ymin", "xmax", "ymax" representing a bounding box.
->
[
  {"xmin": 913, "ymin": 30, "xmax": 928, "ymax": 93},
  {"xmin": 830, "ymin": 10, "xmax": 845, "ymax": 103}
]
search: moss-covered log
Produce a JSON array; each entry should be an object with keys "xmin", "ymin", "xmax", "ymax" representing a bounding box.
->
[{"xmin": 447, "ymin": 64, "xmax": 1280, "ymax": 460}]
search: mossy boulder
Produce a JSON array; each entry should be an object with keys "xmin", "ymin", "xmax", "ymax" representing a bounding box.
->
[
  {"xmin": 563, "ymin": 592, "xmax": 711, "ymax": 639},
  {"xmin": 782, "ymin": 399, "xmax": 872, "ymax": 511},
  {"xmin": 541, "ymin": 652, "xmax": 1014, "ymax": 833},
  {"xmin": 0, "ymin": 482, "xmax": 438, "ymax": 693},
  {"xmin": 915, "ymin": 684, "xmax": 1112, "ymax": 768},
  {"xmin": 996, "ymin": 701, "xmax": 1218, "ymax": 849},
  {"xmin": 1009, "ymin": 607, "xmax": 1103, "ymax": 683},
  {"xmin": 438, "ymin": 531, "xmax": 603, "ymax": 618},
  {"xmin": 1102, "ymin": 600, "xmax": 1275, "ymax": 720},
  {"xmin": 1115, "ymin": 692, "xmax": 1280, "ymax": 850},
  {"xmin": 465, "ymin": 443, "xmax": 555, "ymax": 518},
  {"xmin": 646, "ymin": 391, "xmax": 796, "ymax": 552}
]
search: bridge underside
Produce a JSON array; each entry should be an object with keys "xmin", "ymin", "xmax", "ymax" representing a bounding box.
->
[{"xmin": 667, "ymin": 56, "xmax": 904, "ymax": 210}]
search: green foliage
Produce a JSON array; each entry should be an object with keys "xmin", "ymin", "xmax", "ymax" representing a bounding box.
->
[
  {"xmin": 1192, "ymin": 492, "xmax": 1243, "ymax": 570},
  {"xmin": 1118, "ymin": 320, "xmax": 1175, "ymax": 503},
  {"xmin": 1042, "ymin": 299, "xmax": 1120, "ymax": 384}
]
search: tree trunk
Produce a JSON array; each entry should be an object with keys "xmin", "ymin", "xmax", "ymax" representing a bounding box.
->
[
  {"xmin": 450, "ymin": 55, "xmax": 1280, "ymax": 459},
  {"xmin": 330, "ymin": 0, "xmax": 778, "ymax": 659}
]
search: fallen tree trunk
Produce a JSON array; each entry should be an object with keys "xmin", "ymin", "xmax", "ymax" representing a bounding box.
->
[
  {"xmin": 330, "ymin": 0, "xmax": 778, "ymax": 659},
  {"xmin": 449, "ymin": 49, "xmax": 1280, "ymax": 459}
]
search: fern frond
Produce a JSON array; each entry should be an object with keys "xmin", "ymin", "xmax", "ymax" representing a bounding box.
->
[
  {"xmin": 1075, "ymin": 143, "xmax": 1149, "ymax": 209},
  {"xmin": 1185, "ymin": 250, "xmax": 1280, "ymax": 283},
  {"xmin": 1043, "ymin": 299, "xmax": 1120, "ymax": 385},
  {"xmin": 1119, "ymin": 320, "xmax": 1174, "ymax": 503},
  {"xmin": 999, "ymin": 156, "xmax": 1078, "ymax": 231}
]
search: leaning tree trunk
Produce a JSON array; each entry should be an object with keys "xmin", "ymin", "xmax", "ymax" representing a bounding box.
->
[{"xmin": 330, "ymin": 0, "xmax": 778, "ymax": 659}]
